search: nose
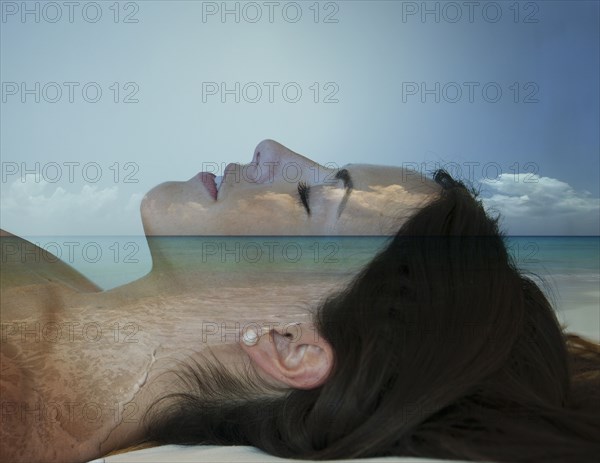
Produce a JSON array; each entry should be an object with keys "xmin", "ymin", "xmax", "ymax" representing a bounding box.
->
[{"xmin": 247, "ymin": 139, "xmax": 324, "ymax": 184}]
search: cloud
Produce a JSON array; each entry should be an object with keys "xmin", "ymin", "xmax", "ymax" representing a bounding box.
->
[
  {"xmin": 0, "ymin": 180, "xmax": 144, "ymax": 235},
  {"xmin": 2, "ymin": 175, "xmax": 597, "ymax": 236},
  {"xmin": 480, "ymin": 174, "xmax": 599, "ymax": 235}
]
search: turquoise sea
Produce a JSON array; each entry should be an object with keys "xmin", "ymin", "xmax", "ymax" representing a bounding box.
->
[
  {"xmin": 12, "ymin": 235, "xmax": 595, "ymax": 288},
  {"xmin": 6, "ymin": 235, "xmax": 599, "ymax": 338}
]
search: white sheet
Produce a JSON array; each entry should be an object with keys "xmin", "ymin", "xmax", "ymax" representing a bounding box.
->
[{"xmin": 91, "ymin": 445, "xmax": 469, "ymax": 463}]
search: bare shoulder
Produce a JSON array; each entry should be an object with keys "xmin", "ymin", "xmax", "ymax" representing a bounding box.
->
[
  {"xmin": 0, "ymin": 345, "xmax": 101, "ymax": 463},
  {"xmin": 0, "ymin": 229, "xmax": 101, "ymax": 293}
]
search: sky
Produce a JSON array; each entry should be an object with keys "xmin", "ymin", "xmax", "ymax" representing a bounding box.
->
[{"xmin": 1, "ymin": 0, "xmax": 599, "ymax": 236}]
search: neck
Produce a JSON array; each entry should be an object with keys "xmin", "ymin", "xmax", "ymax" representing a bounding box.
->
[{"xmin": 4, "ymin": 264, "xmax": 341, "ymax": 462}]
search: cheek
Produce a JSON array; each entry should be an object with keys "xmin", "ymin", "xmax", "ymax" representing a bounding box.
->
[
  {"xmin": 334, "ymin": 189, "xmax": 433, "ymax": 235},
  {"xmin": 142, "ymin": 187, "xmax": 324, "ymax": 235},
  {"xmin": 218, "ymin": 194, "xmax": 306, "ymax": 233},
  {"xmin": 309, "ymin": 189, "xmax": 345, "ymax": 228},
  {"xmin": 334, "ymin": 207, "xmax": 383, "ymax": 235}
]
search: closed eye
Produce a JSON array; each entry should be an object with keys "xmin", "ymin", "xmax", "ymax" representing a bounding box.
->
[{"xmin": 297, "ymin": 181, "xmax": 311, "ymax": 215}]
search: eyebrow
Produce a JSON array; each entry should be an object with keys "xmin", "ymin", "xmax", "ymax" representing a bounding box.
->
[{"xmin": 335, "ymin": 169, "xmax": 353, "ymax": 218}]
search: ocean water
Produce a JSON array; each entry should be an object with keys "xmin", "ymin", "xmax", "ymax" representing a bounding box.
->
[
  {"xmin": 14, "ymin": 235, "xmax": 391, "ymax": 289},
  {"xmin": 502, "ymin": 236, "xmax": 600, "ymax": 339},
  {"xmin": 15, "ymin": 236, "xmax": 598, "ymax": 284},
  {"xmin": 10, "ymin": 235, "xmax": 600, "ymax": 338}
]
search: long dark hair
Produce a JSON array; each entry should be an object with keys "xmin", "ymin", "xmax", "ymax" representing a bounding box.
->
[{"xmin": 143, "ymin": 170, "xmax": 600, "ymax": 462}]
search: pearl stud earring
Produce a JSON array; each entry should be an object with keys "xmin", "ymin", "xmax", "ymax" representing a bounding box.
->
[{"xmin": 242, "ymin": 329, "xmax": 259, "ymax": 346}]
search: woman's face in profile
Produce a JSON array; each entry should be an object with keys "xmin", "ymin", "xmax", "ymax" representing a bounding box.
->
[{"xmin": 141, "ymin": 140, "xmax": 438, "ymax": 236}]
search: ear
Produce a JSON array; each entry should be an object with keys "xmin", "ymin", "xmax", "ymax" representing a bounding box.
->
[{"xmin": 240, "ymin": 323, "xmax": 333, "ymax": 390}]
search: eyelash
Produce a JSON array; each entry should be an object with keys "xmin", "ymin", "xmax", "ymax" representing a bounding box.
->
[
  {"xmin": 297, "ymin": 181, "xmax": 311, "ymax": 215},
  {"xmin": 296, "ymin": 169, "xmax": 345, "ymax": 215}
]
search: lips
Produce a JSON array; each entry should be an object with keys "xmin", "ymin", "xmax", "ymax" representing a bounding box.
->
[{"xmin": 197, "ymin": 172, "xmax": 218, "ymax": 200}]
